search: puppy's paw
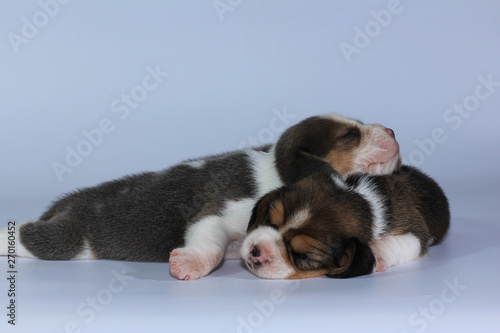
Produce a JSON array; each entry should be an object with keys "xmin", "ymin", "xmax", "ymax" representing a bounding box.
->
[
  {"xmin": 169, "ymin": 247, "xmax": 220, "ymax": 281},
  {"xmin": 374, "ymin": 257, "xmax": 387, "ymax": 273}
]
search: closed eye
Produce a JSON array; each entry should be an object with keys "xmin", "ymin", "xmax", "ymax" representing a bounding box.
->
[
  {"xmin": 295, "ymin": 252, "xmax": 309, "ymax": 260},
  {"xmin": 292, "ymin": 251, "xmax": 309, "ymax": 264},
  {"xmin": 340, "ymin": 127, "xmax": 360, "ymax": 140},
  {"xmin": 291, "ymin": 251, "xmax": 325, "ymax": 270},
  {"xmin": 288, "ymin": 234, "xmax": 330, "ymax": 270}
]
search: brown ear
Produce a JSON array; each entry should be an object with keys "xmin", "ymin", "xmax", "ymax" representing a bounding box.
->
[
  {"xmin": 247, "ymin": 189, "xmax": 282, "ymax": 232},
  {"xmin": 275, "ymin": 117, "xmax": 340, "ymax": 183},
  {"xmin": 327, "ymin": 238, "xmax": 375, "ymax": 279},
  {"xmin": 294, "ymin": 149, "xmax": 340, "ymax": 183}
]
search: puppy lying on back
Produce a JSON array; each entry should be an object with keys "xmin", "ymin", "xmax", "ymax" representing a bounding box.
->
[
  {"xmin": 0, "ymin": 114, "xmax": 401, "ymax": 280},
  {"xmin": 240, "ymin": 165, "xmax": 450, "ymax": 279}
]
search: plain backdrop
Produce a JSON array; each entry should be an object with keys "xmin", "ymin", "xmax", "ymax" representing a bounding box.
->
[{"xmin": 1, "ymin": 1, "xmax": 499, "ymax": 333}]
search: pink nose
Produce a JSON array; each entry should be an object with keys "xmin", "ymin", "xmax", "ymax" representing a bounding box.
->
[
  {"xmin": 250, "ymin": 245, "xmax": 268, "ymax": 265},
  {"xmin": 385, "ymin": 128, "xmax": 395, "ymax": 138}
]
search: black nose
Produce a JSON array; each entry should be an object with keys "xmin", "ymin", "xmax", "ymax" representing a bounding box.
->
[
  {"xmin": 251, "ymin": 246, "xmax": 260, "ymax": 258},
  {"xmin": 385, "ymin": 128, "xmax": 395, "ymax": 139}
]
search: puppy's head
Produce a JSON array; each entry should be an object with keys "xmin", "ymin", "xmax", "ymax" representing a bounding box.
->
[
  {"xmin": 241, "ymin": 173, "xmax": 376, "ymax": 279},
  {"xmin": 275, "ymin": 114, "xmax": 401, "ymax": 183}
]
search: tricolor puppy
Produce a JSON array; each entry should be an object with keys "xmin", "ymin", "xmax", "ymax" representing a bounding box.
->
[
  {"xmin": 241, "ymin": 166, "xmax": 450, "ymax": 279},
  {"xmin": 0, "ymin": 114, "xmax": 401, "ymax": 280}
]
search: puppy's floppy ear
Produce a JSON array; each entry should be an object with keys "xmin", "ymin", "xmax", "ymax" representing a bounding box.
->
[
  {"xmin": 292, "ymin": 150, "xmax": 340, "ymax": 183},
  {"xmin": 327, "ymin": 238, "xmax": 375, "ymax": 279},
  {"xmin": 247, "ymin": 189, "xmax": 282, "ymax": 232},
  {"xmin": 275, "ymin": 117, "xmax": 340, "ymax": 183}
]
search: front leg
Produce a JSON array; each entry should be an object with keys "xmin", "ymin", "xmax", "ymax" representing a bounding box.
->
[
  {"xmin": 169, "ymin": 246, "xmax": 225, "ymax": 280},
  {"xmin": 169, "ymin": 216, "xmax": 230, "ymax": 280}
]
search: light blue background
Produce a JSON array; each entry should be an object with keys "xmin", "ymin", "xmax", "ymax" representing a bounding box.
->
[
  {"xmin": 1, "ymin": 1, "xmax": 499, "ymax": 332},
  {"xmin": 1, "ymin": 1, "xmax": 499, "ymax": 208}
]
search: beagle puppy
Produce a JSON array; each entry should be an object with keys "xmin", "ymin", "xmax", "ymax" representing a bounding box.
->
[
  {"xmin": 1, "ymin": 114, "xmax": 401, "ymax": 280},
  {"xmin": 241, "ymin": 165, "xmax": 450, "ymax": 279}
]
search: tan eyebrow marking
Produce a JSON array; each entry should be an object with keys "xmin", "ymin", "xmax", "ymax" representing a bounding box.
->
[{"xmin": 269, "ymin": 200, "xmax": 285, "ymax": 227}]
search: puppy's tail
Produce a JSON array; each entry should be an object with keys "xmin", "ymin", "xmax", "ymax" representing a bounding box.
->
[{"xmin": 0, "ymin": 222, "xmax": 38, "ymax": 258}]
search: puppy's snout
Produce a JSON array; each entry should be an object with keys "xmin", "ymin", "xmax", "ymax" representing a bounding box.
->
[{"xmin": 385, "ymin": 128, "xmax": 395, "ymax": 139}]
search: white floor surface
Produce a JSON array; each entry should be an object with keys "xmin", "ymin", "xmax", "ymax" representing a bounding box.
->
[{"xmin": 1, "ymin": 190, "xmax": 499, "ymax": 333}]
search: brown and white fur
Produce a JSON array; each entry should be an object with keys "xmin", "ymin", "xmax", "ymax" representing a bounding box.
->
[
  {"xmin": 241, "ymin": 165, "xmax": 450, "ymax": 279},
  {"xmin": 0, "ymin": 114, "xmax": 401, "ymax": 280}
]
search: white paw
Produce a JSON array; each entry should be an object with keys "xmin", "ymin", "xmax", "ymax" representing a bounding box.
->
[{"xmin": 169, "ymin": 247, "xmax": 221, "ymax": 281}]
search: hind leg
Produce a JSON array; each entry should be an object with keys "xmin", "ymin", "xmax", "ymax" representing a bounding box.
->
[
  {"xmin": 0, "ymin": 222, "xmax": 38, "ymax": 258},
  {"xmin": 371, "ymin": 233, "xmax": 425, "ymax": 272},
  {"xmin": 17, "ymin": 215, "xmax": 94, "ymax": 260}
]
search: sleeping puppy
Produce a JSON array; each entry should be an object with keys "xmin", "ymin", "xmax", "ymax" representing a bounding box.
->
[
  {"xmin": 0, "ymin": 114, "xmax": 401, "ymax": 280},
  {"xmin": 240, "ymin": 165, "xmax": 450, "ymax": 279}
]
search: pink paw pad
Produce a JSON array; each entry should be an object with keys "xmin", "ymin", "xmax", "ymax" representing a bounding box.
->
[
  {"xmin": 374, "ymin": 257, "xmax": 387, "ymax": 273},
  {"xmin": 169, "ymin": 248, "xmax": 214, "ymax": 281}
]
